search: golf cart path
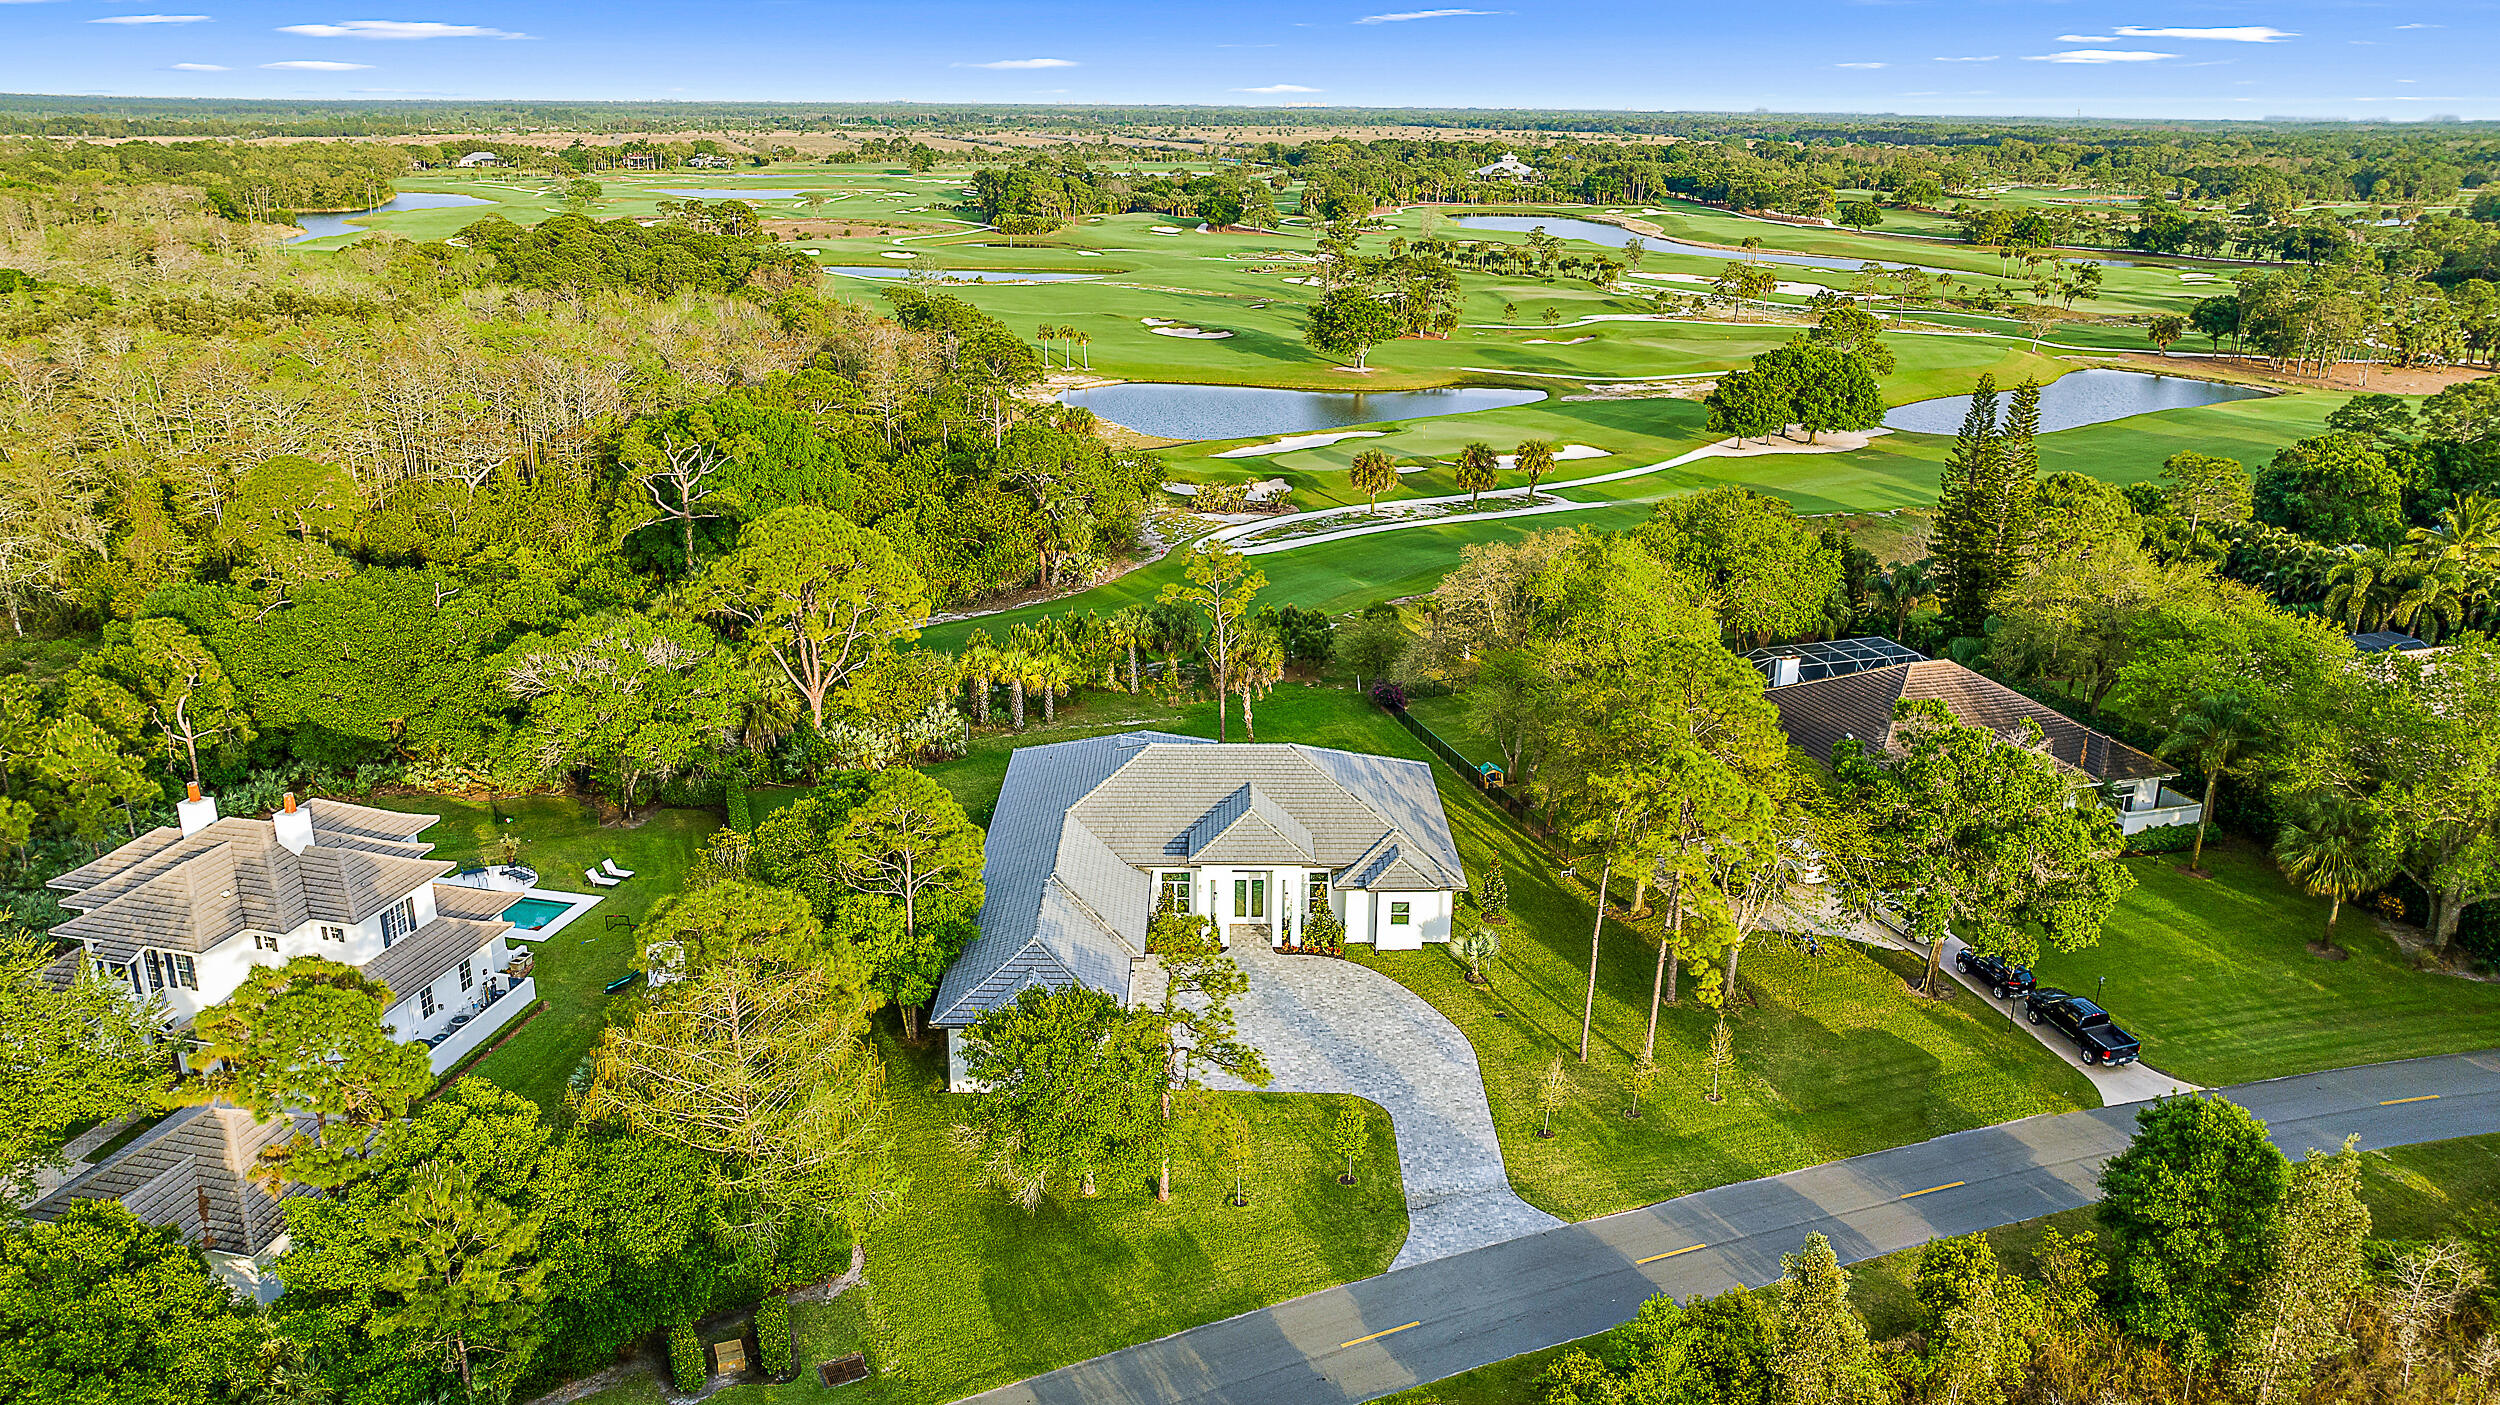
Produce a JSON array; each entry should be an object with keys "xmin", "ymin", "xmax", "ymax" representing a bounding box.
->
[{"xmin": 962, "ymin": 1049, "xmax": 2500, "ymax": 1405}]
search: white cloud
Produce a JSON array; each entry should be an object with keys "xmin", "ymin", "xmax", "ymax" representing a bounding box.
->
[
  {"xmin": 1933, "ymin": 55, "xmax": 1998, "ymax": 61},
  {"xmin": 2112, "ymin": 25, "xmax": 2296, "ymax": 42},
  {"xmin": 1235, "ymin": 83, "xmax": 1321, "ymax": 92},
  {"xmin": 2025, "ymin": 48, "xmax": 2176, "ymax": 63},
  {"xmin": 170, "ymin": 61, "xmax": 230, "ymax": 69},
  {"xmin": 1835, "ymin": 61, "xmax": 1887, "ymax": 69},
  {"xmin": 2058, "ymin": 35, "xmax": 2115, "ymax": 42},
  {"xmin": 957, "ymin": 57, "xmax": 1078, "ymax": 69},
  {"xmin": 261, "ymin": 59, "xmax": 371, "ymax": 68},
  {"xmin": 2394, "ymin": 22, "xmax": 2439, "ymax": 28},
  {"xmin": 277, "ymin": 20, "xmax": 525, "ymax": 39},
  {"xmin": 91, "ymin": 14, "xmax": 210, "ymax": 23},
  {"xmin": 1355, "ymin": 8, "xmax": 1500, "ymax": 23}
]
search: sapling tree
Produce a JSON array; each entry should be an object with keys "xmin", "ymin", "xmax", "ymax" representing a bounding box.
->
[
  {"xmin": 1329, "ymin": 1102, "xmax": 1366, "ymax": 1186},
  {"xmin": 1626, "ymin": 1056, "xmax": 1656, "ymax": 1121},
  {"xmin": 1705, "ymin": 1016, "xmax": 1733, "ymax": 1105},
  {"xmin": 1453, "ymin": 915, "xmax": 1500, "ymax": 985},
  {"xmin": 1144, "ymin": 906, "xmax": 1270, "ymax": 1201},
  {"xmin": 1534, "ymin": 1056, "xmax": 1568, "ymax": 1139},
  {"xmin": 1205, "ymin": 1102, "xmax": 1253, "ymax": 1208}
]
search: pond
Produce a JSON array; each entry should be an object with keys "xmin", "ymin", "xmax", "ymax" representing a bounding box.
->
[
  {"xmin": 1884, "ymin": 369, "xmax": 2268, "ymax": 435},
  {"xmin": 816, "ymin": 266, "xmax": 1098, "ymax": 282},
  {"xmin": 1445, "ymin": 214, "xmax": 2133, "ymax": 271},
  {"xmin": 656, "ymin": 188, "xmax": 816, "ymax": 201},
  {"xmin": 1058, "ymin": 383, "xmax": 1546, "ymax": 442},
  {"xmin": 288, "ymin": 192, "xmax": 493, "ymax": 241}
]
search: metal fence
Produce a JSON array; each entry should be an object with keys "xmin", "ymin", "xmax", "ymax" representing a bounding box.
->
[{"xmin": 1385, "ymin": 706, "xmax": 1559, "ymax": 844}]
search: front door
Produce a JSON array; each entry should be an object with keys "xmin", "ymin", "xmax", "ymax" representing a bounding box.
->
[{"xmin": 1232, "ymin": 873, "xmax": 1272, "ymax": 946}]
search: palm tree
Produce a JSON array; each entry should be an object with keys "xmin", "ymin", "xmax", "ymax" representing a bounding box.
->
[
  {"xmin": 1870, "ymin": 561, "xmax": 1932, "ymax": 637},
  {"xmin": 2323, "ymin": 548, "xmax": 2403, "ymax": 632},
  {"xmin": 1076, "ymin": 330, "xmax": 1091, "ymax": 370},
  {"xmin": 1235, "ymin": 631, "xmax": 1284, "ymax": 741},
  {"xmin": 959, "ymin": 633, "xmax": 1001, "ymax": 724},
  {"xmin": 1455, "ymin": 442, "xmax": 1500, "ymax": 507},
  {"xmin": 1000, "ymin": 649, "xmax": 1034, "ymax": 729},
  {"xmin": 1036, "ymin": 652, "xmax": 1074, "ymax": 723},
  {"xmin": 1348, "ymin": 449, "xmax": 1398, "ymax": 515},
  {"xmin": 2409, "ymin": 493, "xmax": 2500, "ymax": 572},
  {"xmin": 1106, "ymin": 606, "xmax": 1152, "ymax": 693},
  {"xmin": 2157, "ymin": 691, "xmax": 2263, "ymax": 873},
  {"xmin": 2275, "ymin": 794, "xmax": 2390, "ymax": 957},
  {"xmin": 1740, "ymin": 236, "xmax": 1762, "ymax": 264},
  {"xmin": 1037, "ymin": 324, "xmax": 1057, "ymax": 367},
  {"xmin": 1513, "ymin": 439, "xmax": 1557, "ymax": 501},
  {"xmin": 2393, "ymin": 559, "xmax": 2468, "ymax": 644}
]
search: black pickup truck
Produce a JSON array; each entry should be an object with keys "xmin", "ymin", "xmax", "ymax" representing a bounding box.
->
[
  {"xmin": 1953, "ymin": 949, "xmax": 2035, "ymax": 999},
  {"xmin": 2024, "ymin": 989, "xmax": 2142, "ymax": 1067}
]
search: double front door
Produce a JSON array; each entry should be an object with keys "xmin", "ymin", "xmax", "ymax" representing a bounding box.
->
[{"xmin": 1229, "ymin": 872, "xmax": 1276, "ymax": 947}]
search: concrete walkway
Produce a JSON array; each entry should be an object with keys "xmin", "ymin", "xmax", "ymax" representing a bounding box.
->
[
  {"xmin": 965, "ymin": 1049, "xmax": 2500, "ymax": 1405},
  {"xmin": 1207, "ymin": 943, "xmax": 1562, "ymax": 1270}
]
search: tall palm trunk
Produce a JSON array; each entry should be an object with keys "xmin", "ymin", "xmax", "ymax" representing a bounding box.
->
[
  {"xmin": 1009, "ymin": 678, "xmax": 1026, "ymax": 729},
  {"xmin": 1239, "ymin": 685, "xmax": 1255, "ymax": 741},
  {"xmin": 1127, "ymin": 642, "xmax": 1140, "ymax": 693},
  {"xmin": 1643, "ymin": 874, "xmax": 1682, "ymax": 1062},
  {"xmin": 2192, "ymin": 771, "xmax": 2219, "ymax": 870},
  {"xmin": 1042, "ymin": 681, "xmax": 1057, "ymax": 723},
  {"xmin": 1580, "ymin": 857, "xmax": 1612, "ymax": 1061}
]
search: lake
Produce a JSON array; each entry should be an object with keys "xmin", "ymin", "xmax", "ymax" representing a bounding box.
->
[
  {"xmin": 1445, "ymin": 215, "xmax": 2133, "ymax": 271},
  {"xmin": 816, "ymin": 266, "xmax": 1098, "ymax": 282},
  {"xmin": 1884, "ymin": 369, "xmax": 2268, "ymax": 435},
  {"xmin": 1058, "ymin": 383, "xmax": 1546, "ymax": 442},
  {"xmin": 656, "ymin": 188, "xmax": 816, "ymax": 201},
  {"xmin": 288, "ymin": 192, "xmax": 493, "ymax": 241}
]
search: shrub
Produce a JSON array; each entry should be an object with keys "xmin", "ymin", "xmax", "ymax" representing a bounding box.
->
[
  {"xmin": 2123, "ymin": 823, "xmax": 2199, "ymax": 856},
  {"xmin": 755, "ymin": 1292, "xmax": 793, "ymax": 1379},
  {"xmin": 1477, "ymin": 865, "xmax": 1510, "ymax": 923},
  {"xmin": 1369, "ymin": 680, "xmax": 1407, "ymax": 712},
  {"xmin": 669, "ymin": 1324, "xmax": 704, "ymax": 1393},
  {"xmin": 1303, "ymin": 901, "xmax": 1346, "ymax": 956},
  {"xmin": 725, "ymin": 773, "xmax": 753, "ymax": 832}
]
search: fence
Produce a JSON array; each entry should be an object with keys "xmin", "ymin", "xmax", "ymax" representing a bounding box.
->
[{"xmin": 1385, "ymin": 706, "xmax": 1561, "ymax": 845}]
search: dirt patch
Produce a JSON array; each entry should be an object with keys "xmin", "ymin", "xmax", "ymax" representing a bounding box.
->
[
  {"xmin": 2308, "ymin": 940, "xmax": 2352, "ymax": 962},
  {"xmin": 1560, "ymin": 379, "xmax": 1716, "ymax": 402},
  {"xmin": 2118, "ymin": 352, "xmax": 2492, "ymax": 395},
  {"xmin": 765, "ymin": 218, "xmax": 947, "ymax": 240}
]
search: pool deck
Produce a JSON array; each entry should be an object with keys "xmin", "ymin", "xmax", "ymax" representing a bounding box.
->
[{"xmin": 502, "ymin": 886, "xmax": 604, "ymax": 942}]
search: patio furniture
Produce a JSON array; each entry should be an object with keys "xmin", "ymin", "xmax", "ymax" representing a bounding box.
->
[
  {"xmin": 818, "ymin": 1354, "xmax": 869, "ymax": 1387},
  {"xmin": 602, "ymin": 859, "xmax": 637, "ymax": 880},
  {"xmin": 584, "ymin": 867, "xmax": 621, "ymax": 889}
]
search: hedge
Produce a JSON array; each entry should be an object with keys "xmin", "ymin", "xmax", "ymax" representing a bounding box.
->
[
  {"xmin": 668, "ymin": 1324, "xmax": 704, "ymax": 1393},
  {"xmin": 755, "ymin": 1291, "xmax": 793, "ymax": 1379},
  {"xmin": 2123, "ymin": 823, "xmax": 2200, "ymax": 856}
]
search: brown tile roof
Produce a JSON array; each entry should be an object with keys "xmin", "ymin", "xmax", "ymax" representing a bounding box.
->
[
  {"xmin": 430, "ymin": 882, "xmax": 519, "ymax": 922},
  {"xmin": 25, "ymin": 1103, "xmax": 307, "ymax": 1256},
  {"xmin": 1769, "ymin": 660, "xmax": 2173, "ymax": 784},
  {"xmin": 362, "ymin": 914, "xmax": 509, "ymax": 1007},
  {"xmin": 49, "ymin": 806, "xmax": 451, "ymax": 959}
]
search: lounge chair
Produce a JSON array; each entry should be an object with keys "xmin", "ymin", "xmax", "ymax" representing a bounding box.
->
[
  {"xmin": 584, "ymin": 867, "xmax": 621, "ymax": 889},
  {"xmin": 602, "ymin": 859, "xmax": 637, "ymax": 880}
]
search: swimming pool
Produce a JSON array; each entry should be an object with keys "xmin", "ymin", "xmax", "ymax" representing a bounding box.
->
[{"xmin": 502, "ymin": 896, "xmax": 575, "ymax": 930}]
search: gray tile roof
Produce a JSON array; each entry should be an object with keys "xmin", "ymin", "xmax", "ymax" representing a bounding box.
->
[
  {"xmin": 25, "ymin": 1103, "xmax": 308, "ymax": 1256},
  {"xmin": 931, "ymin": 732, "xmax": 1467, "ymax": 1028},
  {"xmin": 362, "ymin": 915, "xmax": 509, "ymax": 1009},
  {"xmin": 48, "ymin": 803, "xmax": 452, "ymax": 959}
]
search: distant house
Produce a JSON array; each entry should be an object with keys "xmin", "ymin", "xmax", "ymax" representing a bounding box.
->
[
  {"xmin": 686, "ymin": 153, "xmax": 732, "ymax": 169},
  {"xmin": 618, "ymin": 152, "xmax": 662, "ymax": 172},
  {"xmin": 454, "ymin": 150, "xmax": 507, "ymax": 168},
  {"xmin": 1757, "ymin": 640, "xmax": 2202, "ymax": 835},
  {"xmin": 929, "ymin": 732, "xmax": 1467, "ymax": 1089},
  {"xmin": 1473, "ymin": 153, "xmax": 1538, "ymax": 181}
]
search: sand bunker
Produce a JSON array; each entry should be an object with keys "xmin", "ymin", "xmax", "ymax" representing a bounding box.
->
[
  {"xmin": 1214, "ymin": 430, "xmax": 1386, "ymax": 459},
  {"xmin": 1152, "ymin": 327, "xmax": 1234, "ymax": 339},
  {"xmin": 1499, "ymin": 444, "xmax": 1608, "ymax": 468},
  {"xmin": 1523, "ymin": 337, "xmax": 1596, "ymax": 345},
  {"xmin": 882, "ymin": 251, "xmax": 917, "ymax": 259}
]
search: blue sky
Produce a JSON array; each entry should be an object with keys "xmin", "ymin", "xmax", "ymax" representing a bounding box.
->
[{"xmin": 0, "ymin": 1, "xmax": 2488, "ymax": 121}]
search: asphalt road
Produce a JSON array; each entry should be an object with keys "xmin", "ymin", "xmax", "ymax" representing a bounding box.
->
[{"xmin": 964, "ymin": 1049, "xmax": 2500, "ymax": 1405}]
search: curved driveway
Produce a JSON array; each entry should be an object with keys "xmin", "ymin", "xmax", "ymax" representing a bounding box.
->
[
  {"xmin": 1205, "ymin": 943, "xmax": 1562, "ymax": 1270},
  {"xmin": 970, "ymin": 1048, "xmax": 2500, "ymax": 1405}
]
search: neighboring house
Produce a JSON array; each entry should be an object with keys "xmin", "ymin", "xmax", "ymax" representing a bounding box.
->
[
  {"xmin": 21, "ymin": 1103, "xmax": 308, "ymax": 1290},
  {"xmin": 619, "ymin": 152, "xmax": 663, "ymax": 171},
  {"xmin": 929, "ymin": 732, "xmax": 1467, "ymax": 1089},
  {"xmin": 2349, "ymin": 630, "xmax": 2433, "ymax": 655},
  {"xmin": 454, "ymin": 151, "xmax": 507, "ymax": 168},
  {"xmin": 1759, "ymin": 643, "xmax": 2201, "ymax": 835},
  {"xmin": 49, "ymin": 789, "xmax": 531, "ymax": 1076},
  {"xmin": 1473, "ymin": 153, "xmax": 1538, "ymax": 181},
  {"xmin": 686, "ymin": 153, "xmax": 733, "ymax": 169}
]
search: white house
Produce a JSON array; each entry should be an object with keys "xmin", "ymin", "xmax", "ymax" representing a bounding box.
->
[
  {"xmin": 48, "ymin": 788, "xmax": 532, "ymax": 1074},
  {"xmin": 1473, "ymin": 153, "xmax": 1539, "ymax": 181},
  {"xmin": 454, "ymin": 150, "xmax": 507, "ymax": 168},
  {"xmin": 929, "ymin": 733, "xmax": 1468, "ymax": 1089}
]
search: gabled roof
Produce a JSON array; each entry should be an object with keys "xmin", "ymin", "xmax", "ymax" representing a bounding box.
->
[
  {"xmin": 25, "ymin": 1102, "xmax": 307, "ymax": 1256},
  {"xmin": 49, "ymin": 800, "xmax": 450, "ymax": 960},
  {"xmin": 364, "ymin": 912, "xmax": 509, "ymax": 1011},
  {"xmin": 931, "ymin": 732, "xmax": 1467, "ymax": 1028},
  {"xmin": 1768, "ymin": 659, "xmax": 2173, "ymax": 784}
]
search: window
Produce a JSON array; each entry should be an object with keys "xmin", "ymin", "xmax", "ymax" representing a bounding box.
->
[
  {"xmin": 458, "ymin": 959, "xmax": 474, "ymax": 992},
  {"xmin": 321, "ymin": 925, "xmax": 345, "ymax": 943},
  {"xmin": 144, "ymin": 950, "xmax": 165, "ymax": 991},
  {"xmin": 253, "ymin": 933, "xmax": 279, "ymax": 952},
  {"xmin": 171, "ymin": 955, "xmax": 197, "ymax": 991},
  {"xmin": 1307, "ymin": 873, "xmax": 1328, "ymax": 915},
  {"xmin": 1157, "ymin": 873, "xmax": 1193, "ymax": 914},
  {"xmin": 1233, "ymin": 876, "xmax": 1266, "ymax": 919},
  {"xmin": 1389, "ymin": 901, "xmax": 1412, "ymax": 927},
  {"xmin": 419, "ymin": 987, "xmax": 436, "ymax": 1019},
  {"xmin": 381, "ymin": 897, "xmax": 417, "ymax": 949}
]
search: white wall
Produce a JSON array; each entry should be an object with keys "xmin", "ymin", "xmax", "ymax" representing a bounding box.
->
[
  {"xmin": 1366, "ymin": 890, "xmax": 1452, "ymax": 951},
  {"xmin": 103, "ymin": 885, "xmax": 446, "ymax": 1024},
  {"xmin": 382, "ymin": 934, "xmax": 509, "ymax": 1043}
]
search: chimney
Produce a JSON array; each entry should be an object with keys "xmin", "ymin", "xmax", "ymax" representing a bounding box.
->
[
  {"xmin": 177, "ymin": 783, "xmax": 219, "ymax": 837},
  {"xmin": 273, "ymin": 792, "xmax": 313, "ymax": 854},
  {"xmin": 1768, "ymin": 654, "xmax": 1803, "ymax": 689}
]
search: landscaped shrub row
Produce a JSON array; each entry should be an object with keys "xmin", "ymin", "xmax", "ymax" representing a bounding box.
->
[
  {"xmin": 668, "ymin": 1324, "xmax": 704, "ymax": 1393},
  {"xmin": 755, "ymin": 1292, "xmax": 793, "ymax": 1379},
  {"xmin": 2122, "ymin": 823, "xmax": 2199, "ymax": 855}
]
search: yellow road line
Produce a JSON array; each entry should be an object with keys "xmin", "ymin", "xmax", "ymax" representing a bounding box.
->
[
  {"xmin": 1637, "ymin": 1244, "xmax": 1707, "ymax": 1265},
  {"xmin": 2380, "ymin": 1094, "xmax": 2441, "ymax": 1105},
  {"xmin": 1901, "ymin": 1181, "xmax": 1966, "ymax": 1199},
  {"xmin": 1339, "ymin": 1322, "xmax": 1421, "ymax": 1350}
]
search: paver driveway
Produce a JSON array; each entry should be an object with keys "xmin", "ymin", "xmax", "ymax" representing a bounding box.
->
[{"xmin": 1206, "ymin": 942, "xmax": 1561, "ymax": 1268}]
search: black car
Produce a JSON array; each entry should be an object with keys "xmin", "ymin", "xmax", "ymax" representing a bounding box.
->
[
  {"xmin": 2024, "ymin": 988, "xmax": 2142, "ymax": 1067},
  {"xmin": 1954, "ymin": 948, "xmax": 2036, "ymax": 999}
]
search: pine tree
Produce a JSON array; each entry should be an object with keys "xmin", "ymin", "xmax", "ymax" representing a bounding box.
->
[
  {"xmin": 372, "ymin": 1161, "xmax": 554, "ymax": 1403},
  {"xmin": 1932, "ymin": 375, "xmax": 2003, "ymax": 635},
  {"xmin": 1773, "ymin": 1233, "xmax": 1885, "ymax": 1405},
  {"xmin": 1992, "ymin": 378, "xmax": 2044, "ymax": 571},
  {"xmin": 2228, "ymin": 1137, "xmax": 2372, "ymax": 1405}
]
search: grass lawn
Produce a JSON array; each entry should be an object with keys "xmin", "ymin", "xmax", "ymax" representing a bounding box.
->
[
  {"xmin": 571, "ymin": 1023, "xmax": 1408, "ymax": 1405},
  {"xmin": 2028, "ymin": 841, "xmax": 2500, "ymax": 1089},
  {"xmin": 1387, "ymin": 1130, "xmax": 2500, "ymax": 1404},
  {"xmin": 364, "ymin": 792, "xmax": 717, "ymax": 1114}
]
